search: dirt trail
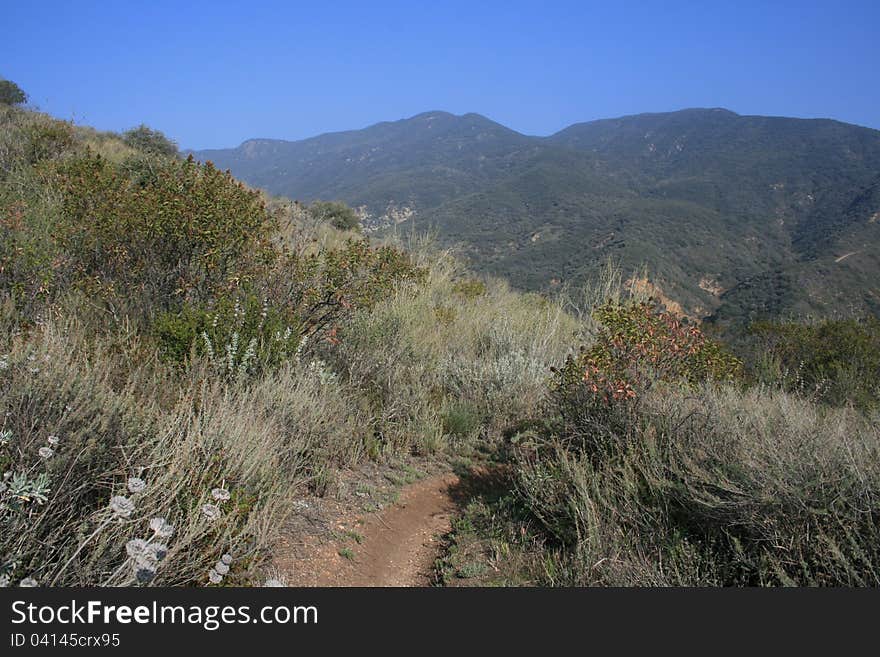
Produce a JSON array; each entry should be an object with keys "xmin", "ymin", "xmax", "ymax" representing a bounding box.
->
[{"xmin": 275, "ymin": 473, "xmax": 460, "ymax": 587}]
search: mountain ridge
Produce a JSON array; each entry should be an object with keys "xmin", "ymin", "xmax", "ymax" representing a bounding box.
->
[{"xmin": 191, "ymin": 108, "xmax": 880, "ymax": 325}]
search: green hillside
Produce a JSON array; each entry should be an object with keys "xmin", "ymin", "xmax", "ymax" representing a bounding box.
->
[
  {"xmin": 193, "ymin": 108, "xmax": 880, "ymax": 325},
  {"xmin": 5, "ymin": 91, "xmax": 880, "ymax": 590}
]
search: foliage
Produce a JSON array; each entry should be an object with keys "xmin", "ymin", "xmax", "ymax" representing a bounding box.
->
[
  {"xmin": 308, "ymin": 200, "xmax": 360, "ymax": 231},
  {"xmin": 745, "ymin": 317, "xmax": 880, "ymax": 408},
  {"xmin": 550, "ymin": 299, "xmax": 741, "ymax": 431},
  {"xmin": 452, "ymin": 278, "xmax": 487, "ymax": 300},
  {"xmin": 122, "ymin": 124, "xmax": 179, "ymax": 158},
  {"xmin": 52, "ymin": 153, "xmax": 278, "ymax": 314},
  {"xmin": 266, "ymin": 238, "xmax": 427, "ymax": 338},
  {"xmin": 153, "ymin": 293, "xmax": 300, "ymax": 375},
  {"xmin": 0, "ymin": 79, "xmax": 27, "ymax": 106},
  {"xmin": 1, "ymin": 105, "xmax": 75, "ymax": 175}
]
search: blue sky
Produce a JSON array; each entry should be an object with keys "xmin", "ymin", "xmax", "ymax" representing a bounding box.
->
[{"xmin": 3, "ymin": 1, "xmax": 878, "ymax": 149}]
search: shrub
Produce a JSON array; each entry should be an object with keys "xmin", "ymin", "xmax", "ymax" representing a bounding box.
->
[
  {"xmin": 53, "ymin": 153, "xmax": 277, "ymax": 316},
  {"xmin": 745, "ymin": 317, "xmax": 880, "ymax": 409},
  {"xmin": 122, "ymin": 124, "xmax": 178, "ymax": 158},
  {"xmin": 265, "ymin": 238, "xmax": 426, "ymax": 339},
  {"xmin": 0, "ymin": 307, "xmax": 370, "ymax": 586},
  {"xmin": 1, "ymin": 106, "xmax": 76, "ymax": 176},
  {"xmin": 154, "ymin": 292, "xmax": 301, "ymax": 377},
  {"xmin": 307, "ymin": 200, "xmax": 360, "ymax": 231},
  {"xmin": 510, "ymin": 297, "xmax": 879, "ymax": 586},
  {"xmin": 452, "ymin": 278, "xmax": 487, "ymax": 300},
  {"xmin": 0, "ymin": 79, "xmax": 27, "ymax": 106},
  {"xmin": 441, "ymin": 402, "xmax": 482, "ymax": 438}
]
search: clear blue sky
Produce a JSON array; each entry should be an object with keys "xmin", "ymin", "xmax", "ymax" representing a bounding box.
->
[{"xmin": 3, "ymin": 0, "xmax": 878, "ymax": 149}]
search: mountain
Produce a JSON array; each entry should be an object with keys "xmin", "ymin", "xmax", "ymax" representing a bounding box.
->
[{"xmin": 192, "ymin": 109, "xmax": 880, "ymax": 325}]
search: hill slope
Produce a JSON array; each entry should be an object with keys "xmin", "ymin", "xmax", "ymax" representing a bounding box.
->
[{"xmin": 193, "ymin": 109, "xmax": 880, "ymax": 324}]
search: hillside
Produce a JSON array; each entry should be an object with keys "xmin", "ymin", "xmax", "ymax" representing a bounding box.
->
[
  {"xmin": 4, "ymin": 100, "xmax": 880, "ymax": 590},
  {"xmin": 193, "ymin": 109, "xmax": 880, "ymax": 324}
]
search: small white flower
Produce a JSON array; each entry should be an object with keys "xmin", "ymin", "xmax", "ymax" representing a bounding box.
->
[
  {"xmin": 19, "ymin": 577, "xmax": 38, "ymax": 587},
  {"xmin": 201, "ymin": 503, "xmax": 221, "ymax": 521},
  {"xmin": 214, "ymin": 561, "xmax": 229, "ymax": 576},
  {"xmin": 126, "ymin": 538, "xmax": 148, "ymax": 558},
  {"xmin": 149, "ymin": 517, "xmax": 174, "ymax": 538},
  {"xmin": 220, "ymin": 553, "xmax": 233, "ymax": 566},
  {"xmin": 38, "ymin": 447, "xmax": 54, "ymax": 459},
  {"xmin": 263, "ymin": 578, "xmax": 284, "ymax": 587},
  {"xmin": 47, "ymin": 435, "xmax": 59, "ymax": 446},
  {"xmin": 208, "ymin": 568, "xmax": 223, "ymax": 584},
  {"xmin": 127, "ymin": 477, "xmax": 146, "ymax": 494},
  {"xmin": 211, "ymin": 488, "xmax": 231, "ymax": 502},
  {"xmin": 110, "ymin": 495, "xmax": 135, "ymax": 518}
]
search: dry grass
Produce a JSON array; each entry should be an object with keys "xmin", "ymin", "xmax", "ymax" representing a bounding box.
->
[{"xmin": 514, "ymin": 384, "xmax": 880, "ymax": 586}]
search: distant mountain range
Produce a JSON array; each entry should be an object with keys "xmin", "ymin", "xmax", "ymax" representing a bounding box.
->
[{"xmin": 192, "ymin": 109, "xmax": 880, "ymax": 325}]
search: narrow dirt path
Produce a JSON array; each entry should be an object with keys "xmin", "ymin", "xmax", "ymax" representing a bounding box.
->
[{"xmin": 275, "ymin": 473, "xmax": 460, "ymax": 586}]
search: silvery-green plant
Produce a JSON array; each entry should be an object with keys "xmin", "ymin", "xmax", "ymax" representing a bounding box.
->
[
  {"xmin": 306, "ymin": 358, "xmax": 338, "ymax": 386},
  {"xmin": 2, "ymin": 471, "xmax": 51, "ymax": 508}
]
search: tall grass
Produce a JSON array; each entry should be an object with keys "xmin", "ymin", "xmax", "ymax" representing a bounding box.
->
[
  {"xmin": 0, "ymin": 311, "xmax": 342, "ymax": 585},
  {"xmin": 513, "ymin": 327, "xmax": 880, "ymax": 586},
  {"xmin": 331, "ymin": 241, "xmax": 577, "ymax": 455}
]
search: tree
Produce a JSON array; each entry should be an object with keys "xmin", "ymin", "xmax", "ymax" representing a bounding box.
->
[
  {"xmin": 0, "ymin": 78, "xmax": 27, "ymax": 106},
  {"xmin": 122, "ymin": 124, "xmax": 179, "ymax": 158},
  {"xmin": 308, "ymin": 200, "xmax": 361, "ymax": 231}
]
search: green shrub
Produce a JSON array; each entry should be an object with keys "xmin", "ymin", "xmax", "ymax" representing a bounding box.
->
[
  {"xmin": 53, "ymin": 153, "xmax": 277, "ymax": 316},
  {"xmin": 154, "ymin": 292, "xmax": 301, "ymax": 376},
  {"xmin": 122, "ymin": 124, "xmax": 178, "ymax": 158},
  {"xmin": 549, "ymin": 298, "xmax": 741, "ymax": 449},
  {"xmin": 1, "ymin": 106, "xmax": 76, "ymax": 175},
  {"xmin": 511, "ymin": 297, "xmax": 879, "ymax": 586},
  {"xmin": 0, "ymin": 78, "xmax": 27, "ymax": 106},
  {"xmin": 745, "ymin": 317, "xmax": 880, "ymax": 408},
  {"xmin": 308, "ymin": 200, "xmax": 360, "ymax": 231},
  {"xmin": 452, "ymin": 278, "xmax": 487, "ymax": 300},
  {"xmin": 441, "ymin": 402, "xmax": 482, "ymax": 438}
]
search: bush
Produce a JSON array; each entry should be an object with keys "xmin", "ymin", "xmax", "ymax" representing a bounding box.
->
[
  {"xmin": 508, "ymin": 297, "xmax": 879, "ymax": 586},
  {"xmin": 153, "ymin": 292, "xmax": 301, "ymax": 375},
  {"xmin": 53, "ymin": 153, "xmax": 277, "ymax": 316},
  {"xmin": 308, "ymin": 200, "xmax": 360, "ymax": 231},
  {"xmin": 745, "ymin": 317, "xmax": 880, "ymax": 409},
  {"xmin": 0, "ymin": 79, "xmax": 27, "ymax": 106},
  {"xmin": 1, "ymin": 106, "xmax": 75, "ymax": 175},
  {"xmin": 122, "ymin": 124, "xmax": 178, "ymax": 158},
  {"xmin": 0, "ymin": 317, "xmax": 312, "ymax": 586},
  {"xmin": 548, "ymin": 298, "xmax": 741, "ymax": 449},
  {"xmin": 441, "ymin": 402, "xmax": 482, "ymax": 438}
]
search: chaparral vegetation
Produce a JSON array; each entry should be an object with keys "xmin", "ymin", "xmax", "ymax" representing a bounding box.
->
[{"xmin": 2, "ymin": 83, "xmax": 879, "ymax": 587}]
